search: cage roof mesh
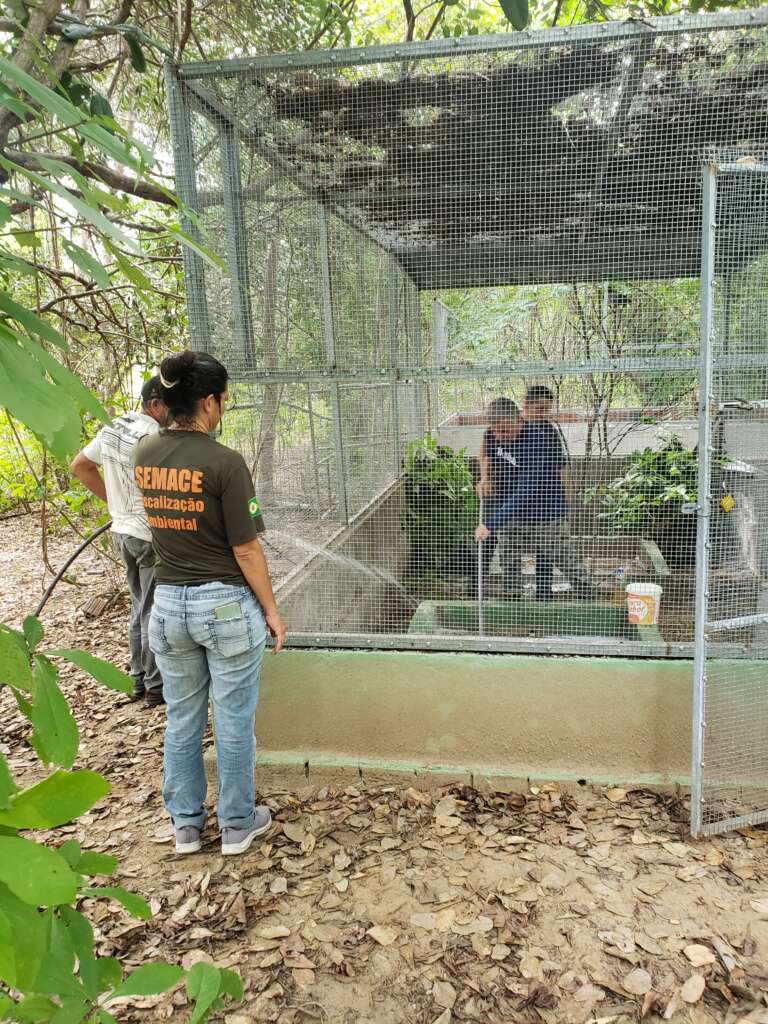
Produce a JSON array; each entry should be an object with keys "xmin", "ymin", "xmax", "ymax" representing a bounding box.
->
[{"xmin": 179, "ymin": 11, "xmax": 768, "ymax": 288}]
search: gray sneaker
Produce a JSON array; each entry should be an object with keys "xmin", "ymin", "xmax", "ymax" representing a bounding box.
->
[
  {"xmin": 175, "ymin": 825, "xmax": 203, "ymax": 855},
  {"xmin": 221, "ymin": 805, "xmax": 273, "ymax": 856}
]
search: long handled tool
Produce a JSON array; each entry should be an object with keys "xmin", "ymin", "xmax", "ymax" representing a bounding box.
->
[{"xmin": 477, "ymin": 499, "xmax": 485, "ymax": 637}]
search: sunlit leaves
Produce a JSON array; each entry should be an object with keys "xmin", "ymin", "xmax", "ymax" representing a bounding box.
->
[{"xmin": 499, "ymin": 0, "xmax": 530, "ymax": 29}]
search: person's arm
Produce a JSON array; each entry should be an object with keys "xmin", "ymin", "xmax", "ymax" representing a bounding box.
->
[
  {"xmin": 476, "ymin": 431, "xmax": 493, "ymax": 498},
  {"xmin": 232, "ymin": 539, "xmax": 286, "ymax": 654},
  {"xmin": 561, "ymin": 464, "xmax": 576, "ymax": 506},
  {"xmin": 484, "ymin": 490, "xmax": 526, "ymax": 533},
  {"xmin": 70, "ymin": 451, "xmax": 107, "ymax": 503},
  {"xmin": 552, "ymin": 423, "xmax": 575, "ymax": 506}
]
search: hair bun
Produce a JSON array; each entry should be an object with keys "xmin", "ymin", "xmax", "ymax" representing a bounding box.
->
[{"xmin": 160, "ymin": 350, "xmax": 196, "ymax": 388}]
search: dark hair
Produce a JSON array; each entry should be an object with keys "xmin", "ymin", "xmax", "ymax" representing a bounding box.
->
[
  {"xmin": 487, "ymin": 397, "xmax": 520, "ymax": 425},
  {"xmin": 525, "ymin": 385, "xmax": 554, "ymax": 404},
  {"xmin": 140, "ymin": 375, "xmax": 163, "ymax": 406},
  {"xmin": 159, "ymin": 350, "xmax": 228, "ymax": 423}
]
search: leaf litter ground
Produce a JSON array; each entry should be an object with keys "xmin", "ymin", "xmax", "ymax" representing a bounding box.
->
[{"xmin": 3, "ymin": 515, "xmax": 768, "ymax": 1024}]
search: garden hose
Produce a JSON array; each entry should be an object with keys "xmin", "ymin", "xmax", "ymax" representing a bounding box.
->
[{"xmin": 33, "ymin": 521, "xmax": 113, "ymax": 618}]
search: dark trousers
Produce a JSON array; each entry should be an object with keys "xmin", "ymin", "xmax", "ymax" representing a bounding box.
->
[{"xmin": 114, "ymin": 533, "xmax": 162, "ymax": 696}]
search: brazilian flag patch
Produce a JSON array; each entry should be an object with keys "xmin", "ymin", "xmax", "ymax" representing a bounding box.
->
[{"xmin": 248, "ymin": 497, "xmax": 261, "ymax": 518}]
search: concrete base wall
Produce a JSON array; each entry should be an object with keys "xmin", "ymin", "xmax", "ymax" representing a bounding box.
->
[{"xmin": 255, "ymin": 649, "xmax": 693, "ymax": 789}]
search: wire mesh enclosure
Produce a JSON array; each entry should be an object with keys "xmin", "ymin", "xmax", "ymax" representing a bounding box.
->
[
  {"xmin": 166, "ymin": 10, "xmax": 768, "ymax": 678},
  {"xmin": 692, "ymin": 163, "xmax": 768, "ymax": 836}
]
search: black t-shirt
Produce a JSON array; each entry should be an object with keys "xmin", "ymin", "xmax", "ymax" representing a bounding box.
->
[
  {"xmin": 484, "ymin": 428, "xmax": 521, "ymax": 498},
  {"xmin": 133, "ymin": 430, "xmax": 265, "ymax": 586},
  {"xmin": 511, "ymin": 421, "xmax": 569, "ymax": 523}
]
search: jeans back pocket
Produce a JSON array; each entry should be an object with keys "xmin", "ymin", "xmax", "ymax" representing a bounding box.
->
[
  {"xmin": 148, "ymin": 613, "xmax": 170, "ymax": 655},
  {"xmin": 209, "ymin": 615, "xmax": 252, "ymax": 658}
]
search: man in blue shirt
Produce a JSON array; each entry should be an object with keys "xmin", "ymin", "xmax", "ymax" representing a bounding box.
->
[
  {"xmin": 475, "ymin": 397, "xmax": 524, "ymax": 589},
  {"xmin": 476, "ymin": 386, "xmax": 595, "ymax": 600}
]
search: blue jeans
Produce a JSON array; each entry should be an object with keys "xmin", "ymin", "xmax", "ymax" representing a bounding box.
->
[{"xmin": 149, "ymin": 582, "xmax": 267, "ymax": 830}]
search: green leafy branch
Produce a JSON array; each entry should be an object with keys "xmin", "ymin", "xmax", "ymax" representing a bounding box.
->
[
  {"xmin": 583, "ymin": 437, "xmax": 704, "ymax": 530},
  {"xmin": 0, "ymin": 53, "xmax": 221, "ymax": 464},
  {"xmin": 0, "ymin": 617, "xmax": 243, "ymax": 1022}
]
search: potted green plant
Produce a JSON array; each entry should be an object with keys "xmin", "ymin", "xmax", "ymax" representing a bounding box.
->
[
  {"xmin": 402, "ymin": 434, "xmax": 479, "ymax": 579},
  {"xmin": 584, "ymin": 437, "xmax": 702, "ymax": 566}
]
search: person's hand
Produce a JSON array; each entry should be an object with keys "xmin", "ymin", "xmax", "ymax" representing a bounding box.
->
[
  {"xmin": 475, "ymin": 524, "xmax": 491, "ymax": 542},
  {"xmin": 264, "ymin": 608, "xmax": 286, "ymax": 653},
  {"xmin": 476, "ymin": 479, "xmax": 493, "ymax": 498}
]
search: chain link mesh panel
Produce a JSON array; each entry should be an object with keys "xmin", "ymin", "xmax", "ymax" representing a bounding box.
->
[
  {"xmin": 167, "ymin": 13, "xmax": 768, "ymax": 661},
  {"xmin": 693, "ymin": 164, "xmax": 768, "ymax": 836}
]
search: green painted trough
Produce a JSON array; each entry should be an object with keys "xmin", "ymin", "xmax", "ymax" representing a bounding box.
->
[{"xmin": 408, "ymin": 599, "xmax": 664, "ymax": 644}]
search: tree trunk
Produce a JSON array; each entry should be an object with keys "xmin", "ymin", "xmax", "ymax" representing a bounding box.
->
[{"xmin": 0, "ymin": 0, "xmax": 65, "ymax": 148}]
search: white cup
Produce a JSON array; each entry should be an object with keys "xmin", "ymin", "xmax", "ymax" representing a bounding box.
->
[{"xmin": 626, "ymin": 582, "xmax": 663, "ymax": 626}]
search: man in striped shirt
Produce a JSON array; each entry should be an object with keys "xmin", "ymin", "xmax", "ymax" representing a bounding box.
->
[{"xmin": 71, "ymin": 378, "xmax": 170, "ymax": 706}]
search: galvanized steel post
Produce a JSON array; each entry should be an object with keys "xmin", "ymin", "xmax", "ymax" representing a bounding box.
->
[
  {"xmin": 163, "ymin": 63, "xmax": 211, "ymax": 350},
  {"xmin": 219, "ymin": 121, "xmax": 255, "ymax": 368},
  {"xmin": 318, "ymin": 207, "xmax": 349, "ymax": 523},
  {"xmin": 691, "ymin": 163, "xmax": 718, "ymax": 838}
]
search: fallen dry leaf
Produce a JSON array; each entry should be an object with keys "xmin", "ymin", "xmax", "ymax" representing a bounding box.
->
[
  {"xmin": 367, "ymin": 925, "xmax": 398, "ymax": 946},
  {"xmin": 662, "ymin": 842, "xmax": 690, "ymax": 859},
  {"xmin": 606, "ymin": 788, "xmax": 627, "ymax": 803},
  {"xmin": 283, "ymin": 954, "xmax": 316, "ymax": 970},
  {"xmin": 598, "ymin": 927, "xmax": 635, "ymax": 955},
  {"xmin": 410, "ymin": 913, "xmax": 437, "ymax": 930},
  {"xmin": 684, "ymin": 944, "xmax": 715, "ymax": 967},
  {"xmin": 433, "ymin": 980, "xmax": 457, "ymax": 1010},
  {"xmin": 623, "ymin": 968, "xmax": 652, "ymax": 996},
  {"xmin": 451, "ymin": 915, "xmax": 493, "ymax": 936},
  {"xmin": 269, "ymin": 877, "xmax": 287, "ymax": 895},
  {"xmin": 282, "ymin": 822, "xmax": 306, "ymax": 844},
  {"xmin": 750, "ymin": 898, "xmax": 768, "ymax": 914},
  {"xmin": 640, "ymin": 990, "xmax": 660, "ymax": 1018},
  {"xmin": 733, "ymin": 863, "xmax": 756, "ymax": 880},
  {"xmin": 680, "ymin": 975, "xmax": 706, "ymax": 1004},
  {"xmin": 255, "ymin": 924, "xmax": 291, "ymax": 939},
  {"xmin": 637, "ymin": 879, "xmax": 667, "ymax": 896},
  {"xmin": 574, "ymin": 982, "xmax": 605, "ymax": 1003},
  {"xmin": 635, "ymin": 932, "xmax": 664, "ymax": 956},
  {"xmin": 292, "ymin": 968, "xmax": 315, "ymax": 988},
  {"xmin": 434, "ymin": 796, "xmax": 457, "ymax": 817},
  {"xmin": 662, "ymin": 993, "xmax": 681, "ymax": 1020}
]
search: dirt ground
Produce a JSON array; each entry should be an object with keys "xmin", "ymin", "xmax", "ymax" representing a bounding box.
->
[{"xmin": 3, "ymin": 514, "xmax": 768, "ymax": 1024}]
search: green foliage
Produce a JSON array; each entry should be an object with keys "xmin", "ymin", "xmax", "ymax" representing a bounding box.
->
[
  {"xmin": 30, "ymin": 656, "xmax": 80, "ymax": 768},
  {"xmin": 187, "ymin": 962, "xmax": 244, "ymax": 1024},
  {"xmin": 584, "ymin": 437, "xmax": 700, "ymax": 530},
  {"xmin": 500, "ymin": 0, "xmax": 530, "ymax": 29},
  {"xmin": 0, "ymin": 53, "xmax": 187, "ymax": 463},
  {"xmin": 0, "ymin": 29, "xmax": 240, "ymax": 1015},
  {"xmin": 402, "ymin": 434, "xmax": 478, "ymax": 576},
  {"xmin": 0, "ymin": 425, "xmax": 41, "ymax": 513},
  {"xmin": 46, "ymin": 650, "xmax": 133, "ymax": 694},
  {"xmin": 0, "ymin": 616, "xmax": 243, "ymax": 1021}
]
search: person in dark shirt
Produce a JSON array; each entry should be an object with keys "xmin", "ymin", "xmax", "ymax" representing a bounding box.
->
[
  {"xmin": 475, "ymin": 397, "xmax": 524, "ymax": 591},
  {"xmin": 134, "ymin": 350, "xmax": 286, "ymax": 858},
  {"xmin": 475, "ymin": 386, "xmax": 595, "ymax": 600}
]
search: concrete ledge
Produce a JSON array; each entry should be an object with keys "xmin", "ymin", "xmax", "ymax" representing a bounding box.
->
[{"xmin": 256, "ymin": 649, "xmax": 694, "ymax": 787}]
